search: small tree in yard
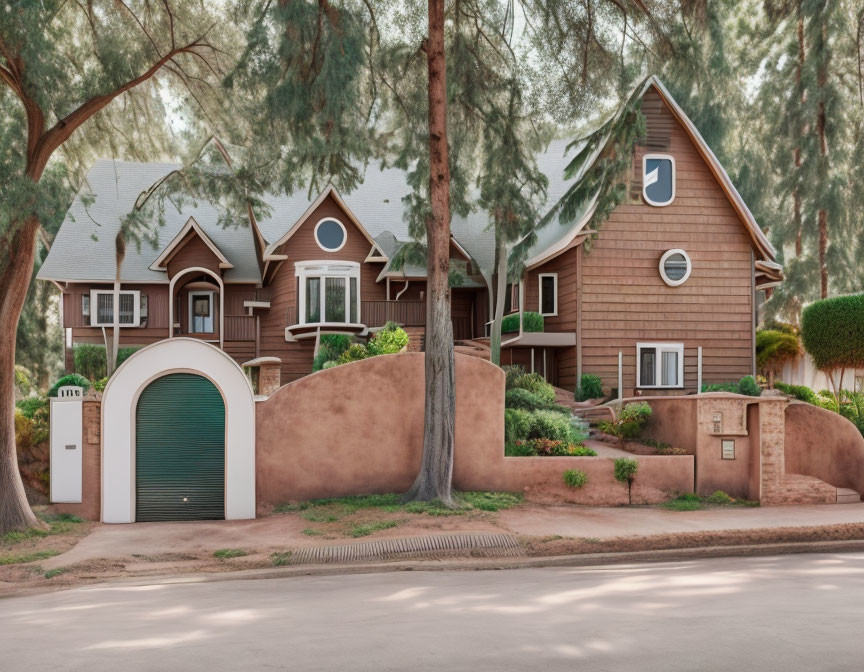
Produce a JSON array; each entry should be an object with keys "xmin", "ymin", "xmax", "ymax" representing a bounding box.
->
[
  {"xmin": 614, "ymin": 457, "xmax": 638, "ymax": 505},
  {"xmin": 801, "ymin": 295, "xmax": 864, "ymax": 405},
  {"xmin": 755, "ymin": 328, "xmax": 800, "ymax": 388}
]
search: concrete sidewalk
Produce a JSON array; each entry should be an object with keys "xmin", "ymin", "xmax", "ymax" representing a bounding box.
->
[{"xmin": 43, "ymin": 502, "xmax": 864, "ymax": 570}]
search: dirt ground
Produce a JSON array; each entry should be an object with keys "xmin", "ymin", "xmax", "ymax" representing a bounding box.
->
[{"xmin": 4, "ymin": 499, "xmax": 864, "ymax": 597}]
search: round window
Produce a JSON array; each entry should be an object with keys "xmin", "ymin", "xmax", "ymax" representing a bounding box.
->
[
  {"xmin": 659, "ymin": 249, "xmax": 691, "ymax": 287},
  {"xmin": 314, "ymin": 218, "xmax": 347, "ymax": 252}
]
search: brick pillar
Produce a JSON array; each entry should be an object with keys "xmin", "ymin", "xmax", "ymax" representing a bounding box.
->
[
  {"xmin": 759, "ymin": 397, "xmax": 788, "ymax": 505},
  {"xmin": 258, "ymin": 361, "xmax": 282, "ymax": 396}
]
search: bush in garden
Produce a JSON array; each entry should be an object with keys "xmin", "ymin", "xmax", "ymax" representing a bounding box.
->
[
  {"xmin": 503, "ymin": 365, "xmax": 527, "ymax": 389},
  {"xmin": 563, "ymin": 469, "xmax": 589, "ymax": 489},
  {"xmin": 575, "ymin": 373, "xmax": 603, "ymax": 401},
  {"xmin": 756, "ymin": 329, "xmax": 800, "ymax": 387},
  {"xmin": 367, "ymin": 322, "xmax": 409, "ymax": 355},
  {"xmin": 14, "ymin": 365, "xmax": 33, "ymax": 399},
  {"xmin": 337, "ymin": 343, "xmax": 370, "ymax": 364},
  {"xmin": 313, "ymin": 334, "xmax": 353, "ymax": 372},
  {"xmin": 91, "ymin": 377, "xmax": 109, "ymax": 392},
  {"xmin": 48, "ymin": 374, "xmax": 90, "ymax": 398},
  {"xmin": 504, "ymin": 408, "xmax": 532, "ymax": 443},
  {"xmin": 526, "ymin": 410, "xmax": 574, "ymax": 443},
  {"xmin": 117, "ymin": 346, "xmax": 142, "ymax": 366},
  {"xmin": 508, "ymin": 439, "xmax": 597, "ymax": 457},
  {"xmin": 602, "ymin": 402, "xmax": 652, "ymax": 443},
  {"xmin": 737, "ymin": 375, "xmax": 761, "ymax": 397},
  {"xmin": 15, "ymin": 396, "xmax": 48, "ymax": 419},
  {"xmin": 774, "ymin": 381, "xmax": 819, "ymax": 404},
  {"xmin": 801, "ymin": 294, "xmax": 864, "ymax": 372},
  {"xmin": 73, "ymin": 343, "xmax": 107, "ymax": 380},
  {"xmin": 500, "ymin": 311, "xmax": 544, "ymax": 333},
  {"xmin": 505, "ymin": 388, "xmax": 550, "ymax": 412},
  {"xmin": 509, "ymin": 372, "xmax": 555, "ymax": 405},
  {"xmin": 613, "ymin": 457, "xmax": 639, "ymax": 504},
  {"xmin": 505, "ymin": 441, "xmax": 536, "ymax": 457},
  {"xmin": 701, "ymin": 381, "xmax": 738, "ymax": 393}
]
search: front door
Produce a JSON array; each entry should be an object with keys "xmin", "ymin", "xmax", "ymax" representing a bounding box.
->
[{"xmin": 135, "ymin": 373, "xmax": 225, "ymax": 521}]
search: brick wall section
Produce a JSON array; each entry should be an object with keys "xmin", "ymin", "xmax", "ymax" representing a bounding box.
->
[
  {"xmin": 760, "ymin": 397, "xmax": 835, "ymax": 505},
  {"xmin": 258, "ymin": 362, "xmax": 281, "ymax": 397}
]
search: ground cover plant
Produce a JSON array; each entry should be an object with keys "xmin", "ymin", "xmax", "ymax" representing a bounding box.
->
[
  {"xmin": 663, "ymin": 491, "xmax": 759, "ymax": 511},
  {"xmin": 562, "ymin": 469, "xmax": 588, "ymax": 489}
]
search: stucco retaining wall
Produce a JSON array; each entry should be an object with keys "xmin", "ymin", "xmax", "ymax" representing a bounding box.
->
[
  {"xmin": 785, "ymin": 402, "xmax": 864, "ymax": 495},
  {"xmin": 256, "ymin": 353, "xmax": 694, "ymax": 511}
]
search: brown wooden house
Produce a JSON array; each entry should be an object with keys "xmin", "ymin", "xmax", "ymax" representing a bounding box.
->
[{"xmin": 39, "ymin": 76, "xmax": 781, "ymax": 395}]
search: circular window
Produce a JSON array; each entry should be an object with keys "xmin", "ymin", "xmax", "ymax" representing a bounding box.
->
[
  {"xmin": 659, "ymin": 249, "xmax": 691, "ymax": 287},
  {"xmin": 314, "ymin": 218, "xmax": 347, "ymax": 252}
]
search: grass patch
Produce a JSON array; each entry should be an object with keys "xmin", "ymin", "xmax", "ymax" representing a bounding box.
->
[
  {"xmin": 663, "ymin": 491, "xmax": 760, "ymax": 511},
  {"xmin": 44, "ymin": 568, "xmax": 68, "ymax": 579},
  {"xmin": 213, "ymin": 548, "xmax": 247, "ymax": 559},
  {"xmin": 0, "ymin": 549, "xmax": 61, "ymax": 566},
  {"xmin": 348, "ymin": 521, "xmax": 399, "ymax": 538},
  {"xmin": 271, "ymin": 551, "xmax": 293, "ymax": 567},
  {"xmin": 1, "ymin": 513, "xmax": 84, "ymax": 546},
  {"xmin": 277, "ymin": 491, "xmax": 524, "ymax": 520},
  {"xmin": 302, "ymin": 528, "xmax": 324, "ymax": 536}
]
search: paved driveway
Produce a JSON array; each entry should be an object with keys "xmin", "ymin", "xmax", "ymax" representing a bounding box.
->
[{"xmin": 3, "ymin": 552, "xmax": 864, "ymax": 671}]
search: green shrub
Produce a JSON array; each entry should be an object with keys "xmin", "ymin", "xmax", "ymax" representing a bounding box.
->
[
  {"xmin": 73, "ymin": 344, "xmax": 107, "ymax": 380},
  {"xmin": 322, "ymin": 360, "xmax": 339, "ymax": 370},
  {"xmin": 576, "ymin": 373, "xmax": 603, "ymax": 401},
  {"xmin": 508, "ymin": 439, "xmax": 597, "ymax": 457},
  {"xmin": 503, "ymin": 365, "xmax": 527, "ymax": 389},
  {"xmin": 613, "ymin": 457, "xmax": 639, "ymax": 504},
  {"xmin": 774, "ymin": 381, "xmax": 819, "ymax": 404},
  {"xmin": 737, "ymin": 375, "xmax": 761, "ymax": 397},
  {"xmin": 15, "ymin": 396, "xmax": 47, "ymax": 420},
  {"xmin": 701, "ymin": 376, "xmax": 762, "ymax": 397},
  {"xmin": 505, "ymin": 441, "xmax": 537, "ymax": 456},
  {"xmin": 568, "ymin": 445, "xmax": 597, "ymax": 456},
  {"xmin": 527, "ymin": 409, "xmax": 573, "ymax": 442},
  {"xmin": 563, "ymin": 469, "xmax": 589, "ymax": 488},
  {"xmin": 117, "ymin": 346, "xmax": 142, "ymax": 365},
  {"xmin": 509, "ymin": 372, "xmax": 555, "ymax": 405},
  {"xmin": 604, "ymin": 402, "xmax": 652, "ymax": 442},
  {"xmin": 501, "ymin": 311, "xmax": 544, "ymax": 333},
  {"xmin": 705, "ymin": 490, "xmax": 733, "ymax": 505},
  {"xmin": 48, "ymin": 374, "xmax": 90, "ymax": 398},
  {"xmin": 756, "ymin": 329, "xmax": 800, "ymax": 380},
  {"xmin": 14, "ymin": 365, "xmax": 33, "ymax": 398},
  {"xmin": 801, "ymin": 294, "xmax": 864, "ymax": 371},
  {"xmin": 504, "ymin": 408, "xmax": 532, "ymax": 442},
  {"xmin": 368, "ymin": 323, "xmax": 409, "ymax": 355},
  {"xmin": 91, "ymin": 377, "xmax": 109, "ymax": 392},
  {"xmin": 505, "ymin": 388, "xmax": 549, "ymax": 411},
  {"xmin": 313, "ymin": 334, "xmax": 353, "ymax": 372},
  {"xmin": 337, "ymin": 343, "xmax": 370, "ymax": 364}
]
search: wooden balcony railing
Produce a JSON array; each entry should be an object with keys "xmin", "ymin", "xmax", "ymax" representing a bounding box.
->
[
  {"xmin": 224, "ymin": 315, "xmax": 256, "ymax": 341},
  {"xmin": 362, "ymin": 300, "xmax": 426, "ymax": 328}
]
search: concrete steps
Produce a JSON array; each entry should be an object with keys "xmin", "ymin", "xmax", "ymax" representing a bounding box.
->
[{"xmin": 836, "ymin": 488, "xmax": 862, "ymax": 504}]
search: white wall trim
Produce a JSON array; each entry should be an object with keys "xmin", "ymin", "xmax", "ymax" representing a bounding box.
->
[
  {"xmin": 313, "ymin": 217, "xmax": 348, "ymax": 252},
  {"xmin": 100, "ymin": 338, "xmax": 256, "ymax": 523},
  {"xmin": 168, "ymin": 266, "xmax": 225, "ymax": 349},
  {"xmin": 636, "ymin": 342, "xmax": 685, "ymax": 389},
  {"xmin": 659, "ymin": 248, "xmax": 692, "ymax": 287}
]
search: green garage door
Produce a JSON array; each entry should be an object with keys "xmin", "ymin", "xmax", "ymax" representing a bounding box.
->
[{"xmin": 136, "ymin": 373, "xmax": 225, "ymax": 521}]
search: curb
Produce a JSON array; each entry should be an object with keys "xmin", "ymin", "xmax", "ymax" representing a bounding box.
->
[{"xmin": 75, "ymin": 538, "xmax": 864, "ymax": 590}]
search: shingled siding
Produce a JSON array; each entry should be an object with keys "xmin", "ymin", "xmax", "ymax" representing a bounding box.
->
[
  {"xmin": 578, "ymin": 88, "xmax": 755, "ymax": 396},
  {"xmin": 258, "ymin": 194, "xmax": 388, "ymax": 382}
]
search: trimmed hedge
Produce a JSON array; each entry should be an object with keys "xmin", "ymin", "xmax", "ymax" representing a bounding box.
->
[
  {"xmin": 774, "ymin": 381, "xmax": 819, "ymax": 404},
  {"xmin": 801, "ymin": 294, "xmax": 864, "ymax": 370},
  {"xmin": 501, "ymin": 311, "xmax": 544, "ymax": 333},
  {"xmin": 701, "ymin": 375, "xmax": 761, "ymax": 397},
  {"xmin": 48, "ymin": 374, "xmax": 90, "ymax": 398}
]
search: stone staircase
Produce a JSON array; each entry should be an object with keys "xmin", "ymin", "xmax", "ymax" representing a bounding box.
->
[{"xmin": 837, "ymin": 487, "xmax": 862, "ymax": 504}]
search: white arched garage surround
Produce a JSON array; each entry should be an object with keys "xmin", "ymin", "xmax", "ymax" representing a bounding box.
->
[{"xmin": 101, "ymin": 338, "xmax": 255, "ymax": 523}]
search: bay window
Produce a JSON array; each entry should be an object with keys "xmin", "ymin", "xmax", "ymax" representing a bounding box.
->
[
  {"xmin": 296, "ymin": 261, "xmax": 361, "ymax": 325},
  {"xmin": 89, "ymin": 289, "xmax": 141, "ymax": 327},
  {"xmin": 636, "ymin": 342, "xmax": 684, "ymax": 388}
]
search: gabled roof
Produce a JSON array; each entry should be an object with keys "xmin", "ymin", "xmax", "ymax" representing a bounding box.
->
[{"xmin": 150, "ymin": 216, "xmax": 234, "ymax": 271}]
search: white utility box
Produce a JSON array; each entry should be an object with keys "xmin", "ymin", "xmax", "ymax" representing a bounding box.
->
[{"xmin": 50, "ymin": 390, "xmax": 84, "ymax": 503}]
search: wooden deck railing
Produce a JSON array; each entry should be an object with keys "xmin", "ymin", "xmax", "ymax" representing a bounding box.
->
[{"xmin": 362, "ymin": 300, "xmax": 426, "ymax": 327}]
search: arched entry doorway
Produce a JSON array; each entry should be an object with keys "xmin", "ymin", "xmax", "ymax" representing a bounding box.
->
[{"xmin": 135, "ymin": 373, "xmax": 226, "ymax": 521}]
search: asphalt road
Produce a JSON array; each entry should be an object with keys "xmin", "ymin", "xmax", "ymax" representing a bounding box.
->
[{"xmin": 3, "ymin": 552, "xmax": 863, "ymax": 671}]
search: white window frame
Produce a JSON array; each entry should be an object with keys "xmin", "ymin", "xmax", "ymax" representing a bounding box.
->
[
  {"xmin": 295, "ymin": 260, "xmax": 361, "ymax": 326},
  {"xmin": 538, "ymin": 273, "xmax": 558, "ymax": 317},
  {"xmin": 659, "ymin": 248, "xmax": 692, "ymax": 287},
  {"xmin": 642, "ymin": 153, "xmax": 676, "ymax": 207},
  {"xmin": 313, "ymin": 217, "xmax": 348, "ymax": 253},
  {"xmin": 188, "ymin": 290, "xmax": 215, "ymax": 334},
  {"xmin": 89, "ymin": 289, "xmax": 140, "ymax": 327},
  {"xmin": 636, "ymin": 342, "xmax": 684, "ymax": 389}
]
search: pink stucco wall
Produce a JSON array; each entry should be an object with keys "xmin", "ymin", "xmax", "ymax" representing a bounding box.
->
[
  {"xmin": 255, "ymin": 353, "xmax": 694, "ymax": 511},
  {"xmin": 785, "ymin": 401, "xmax": 864, "ymax": 494}
]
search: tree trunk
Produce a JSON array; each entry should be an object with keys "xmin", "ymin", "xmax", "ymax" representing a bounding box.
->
[
  {"xmin": 404, "ymin": 0, "xmax": 455, "ymax": 505},
  {"xmin": 489, "ymin": 235, "xmax": 507, "ymax": 366},
  {"xmin": 0, "ymin": 217, "xmax": 43, "ymax": 532},
  {"xmin": 818, "ymin": 208, "xmax": 828, "ymax": 298}
]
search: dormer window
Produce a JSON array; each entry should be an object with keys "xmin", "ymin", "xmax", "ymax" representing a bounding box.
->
[
  {"xmin": 643, "ymin": 154, "xmax": 675, "ymax": 207},
  {"xmin": 314, "ymin": 218, "xmax": 347, "ymax": 252}
]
